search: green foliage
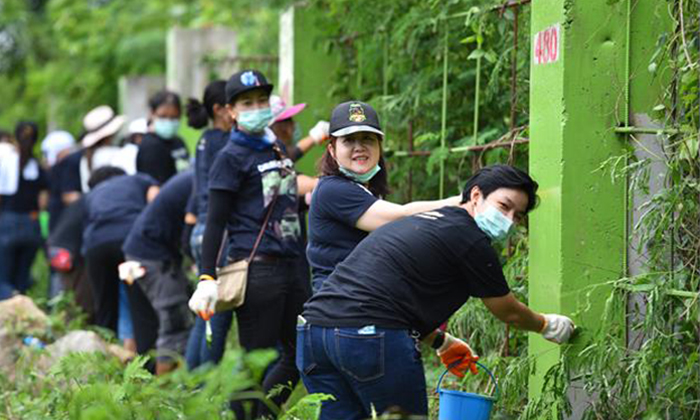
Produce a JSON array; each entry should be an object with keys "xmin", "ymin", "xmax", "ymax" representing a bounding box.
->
[
  {"xmin": 1, "ymin": 346, "xmax": 330, "ymax": 420},
  {"xmin": 310, "ymin": 0, "xmax": 531, "ymax": 202},
  {"xmin": 0, "ymin": 0, "xmax": 289, "ymax": 135}
]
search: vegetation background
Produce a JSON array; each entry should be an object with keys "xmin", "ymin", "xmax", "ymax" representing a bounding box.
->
[{"xmin": 1, "ymin": 0, "xmax": 698, "ymax": 418}]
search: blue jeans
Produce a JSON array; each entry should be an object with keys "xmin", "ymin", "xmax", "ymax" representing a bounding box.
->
[
  {"xmin": 117, "ymin": 282, "xmax": 134, "ymax": 341},
  {"xmin": 296, "ymin": 324, "xmax": 428, "ymax": 420},
  {"xmin": 0, "ymin": 212, "xmax": 42, "ymax": 300},
  {"xmin": 185, "ymin": 221, "xmax": 234, "ymax": 369},
  {"xmin": 185, "ymin": 310, "xmax": 233, "ymax": 369}
]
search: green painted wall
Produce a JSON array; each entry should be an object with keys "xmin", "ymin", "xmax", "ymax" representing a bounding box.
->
[
  {"xmin": 289, "ymin": 6, "xmax": 341, "ymax": 176},
  {"xmin": 528, "ymin": 0, "xmax": 629, "ymax": 398}
]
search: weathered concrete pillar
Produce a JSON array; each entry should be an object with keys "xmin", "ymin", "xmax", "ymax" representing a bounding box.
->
[
  {"xmin": 118, "ymin": 75, "xmax": 165, "ymax": 123},
  {"xmin": 278, "ymin": 5, "xmax": 340, "ymax": 175},
  {"xmin": 166, "ymin": 27, "xmax": 237, "ymax": 101}
]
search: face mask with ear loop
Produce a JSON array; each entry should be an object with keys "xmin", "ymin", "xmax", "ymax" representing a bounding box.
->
[
  {"xmin": 473, "ymin": 199, "xmax": 514, "ymax": 241},
  {"xmin": 338, "ymin": 164, "xmax": 382, "ymax": 183}
]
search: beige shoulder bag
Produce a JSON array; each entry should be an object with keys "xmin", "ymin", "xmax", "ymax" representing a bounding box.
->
[{"xmin": 215, "ymin": 187, "xmax": 280, "ymax": 311}]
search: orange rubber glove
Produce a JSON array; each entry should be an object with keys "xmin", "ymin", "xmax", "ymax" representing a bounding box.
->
[{"xmin": 436, "ymin": 333, "xmax": 479, "ymax": 378}]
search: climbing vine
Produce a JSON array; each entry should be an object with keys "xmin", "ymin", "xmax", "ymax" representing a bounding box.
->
[{"xmin": 313, "ymin": 0, "xmax": 699, "ymax": 419}]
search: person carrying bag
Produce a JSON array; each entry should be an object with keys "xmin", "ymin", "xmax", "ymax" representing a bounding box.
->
[{"xmin": 187, "ymin": 69, "xmax": 310, "ymax": 418}]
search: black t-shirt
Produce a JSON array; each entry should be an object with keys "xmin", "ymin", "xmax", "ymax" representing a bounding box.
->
[
  {"xmin": 55, "ymin": 149, "xmax": 83, "ymax": 195},
  {"xmin": 122, "ymin": 170, "xmax": 193, "ymax": 262},
  {"xmin": 194, "ymin": 128, "xmax": 229, "ymax": 220},
  {"xmin": 306, "ymin": 176, "xmax": 378, "ymax": 287},
  {"xmin": 136, "ymin": 133, "xmax": 190, "ymax": 184},
  {"xmin": 83, "ymin": 173, "xmax": 158, "ymax": 252},
  {"xmin": 303, "ymin": 206, "xmax": 510, "ymax": 336},
  {"xmin": 47, "ymin": 165, "xmax": 64, "ymax": 231},
  {"xmin": 0, "ymin": 159, "xmax": 48, "ymax": 213},
  {"xmin": 208, "ymin": 130, "xmax": 301, "ymax": 260}
]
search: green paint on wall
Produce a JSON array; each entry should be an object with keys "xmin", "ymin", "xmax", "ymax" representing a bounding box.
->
[
  {"xmin": 289, "ymin": 6, "xmax": 342, "ymax": 176},
  {"xmin": 529, "ymin": 0, "xmax": 629, "ymax": 398}
]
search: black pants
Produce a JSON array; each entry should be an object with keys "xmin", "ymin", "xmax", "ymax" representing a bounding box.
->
[
  {"xmin": 234, "ymin": 258, "xmax": 311, "ymax": 418},
  {"xmin": 85, "ymin": 241, "xmax": 124, "ymax": 333}
]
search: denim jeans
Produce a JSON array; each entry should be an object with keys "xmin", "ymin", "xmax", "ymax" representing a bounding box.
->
[
  {"xmin": 117, "ymin": 282, "xmax": 134, "ymax": 341},
  {"xmin": 296, "ymin": 324, "xmax": 428, "ymax": 420},
  {"xmin": 0, "ymin": 212, "xmax": 42, "ymax": 300},
  {"xmin": 185, "ymin": 221, "xmax": 233, "ymax": 369},
  {"xmin": 185, "ymin": 310, "xmax": 233, "ymax": 369}
]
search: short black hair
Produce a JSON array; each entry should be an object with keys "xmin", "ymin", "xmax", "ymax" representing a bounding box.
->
[
  {"xmin": 88, "ymin": 166, "xmax": 126, "ymax": 190},
  {"xmin": 461, "ymin": 164, "xmax": 539, "ymax": 213},
  {"xmin": 149, "ymin": 90, "xmax": 181, "ymax": 115}
]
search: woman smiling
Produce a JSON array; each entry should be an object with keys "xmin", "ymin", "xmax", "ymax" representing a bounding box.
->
[{"xmin": 307, "ymin": 101, "xmax": 461, "ymax": 292}]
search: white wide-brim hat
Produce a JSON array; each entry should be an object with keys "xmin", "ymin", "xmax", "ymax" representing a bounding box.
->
[{"xmin": 82, "ymin": 105, "xmax": 126, "ymax": 148}]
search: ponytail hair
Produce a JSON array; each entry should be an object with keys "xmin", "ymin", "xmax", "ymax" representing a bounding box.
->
[{"xmin": 187, "ymin": 80, "xmax": 227, "ymax": 129}]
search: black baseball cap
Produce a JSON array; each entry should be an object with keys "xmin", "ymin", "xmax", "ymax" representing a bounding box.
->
[
  {"xmin": 329, "ymin": 101, "xmax": 384, "ymax": 137},
  {"xmin": 225, "ymin": 69, "xmax": 274, "ymax": 104}
]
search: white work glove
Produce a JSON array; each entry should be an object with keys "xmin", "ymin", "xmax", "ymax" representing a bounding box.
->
[
  {"xmin": 309, "ymin": 121, "xmax": 330, "ymax": 144},
  {"xmin": 540, "ymin": 314, "xmax": 575, "ymax": 344},
  {"xmin": 188, "ymin": 280, "xmax": 218, "ymax": 320},
  {"xmin": 117, "ymin": 261, "xmax": 146, "ymax": 285}
]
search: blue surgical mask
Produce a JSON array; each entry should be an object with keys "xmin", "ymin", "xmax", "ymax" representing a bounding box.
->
[
  {"xmin": 153, "ymin": 118, "xmax": 180, "ymax": 139},
  {"xmin": 339, "ymin": 164, "xmax": 381, "ymax": 184},
  {"xmin": 474, "ymin": 200, "xmax": 514, "ymax": 241},
  {"xmin": 237, "ymin": 108, "xmax": 273, "ymax": 133}
]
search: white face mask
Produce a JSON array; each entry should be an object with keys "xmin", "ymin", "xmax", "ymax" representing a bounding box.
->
[{"xmin": 153, "ymin": 118, "xmax": 180, "ymax": 139}]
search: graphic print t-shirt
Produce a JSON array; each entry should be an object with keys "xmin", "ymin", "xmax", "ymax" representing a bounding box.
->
[{"xmin": 208, "ymin": 131, "xmax": 300, "ymax": 260}]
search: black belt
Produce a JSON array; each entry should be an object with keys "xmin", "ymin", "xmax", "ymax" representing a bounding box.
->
[{"xmin": 231, "ymin": 254, "xmax": 291, "ymax": 264}]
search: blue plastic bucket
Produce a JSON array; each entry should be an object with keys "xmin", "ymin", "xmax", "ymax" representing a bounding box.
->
[{"xmin": 436, "ymin": 361, "xmax": 499, "ymax": 420}]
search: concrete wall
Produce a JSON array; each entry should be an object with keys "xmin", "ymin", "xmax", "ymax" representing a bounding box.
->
[
  {"xmin": 166, "ymin": 27, "xmax": 237, "ymax": 101},
  {"xmin": 118, "ymin": 75, "xmax": 165, "ymax": 123},
  {"xmin": 278, "ymin": 5, "xmax": 341, "ymax": 176}
]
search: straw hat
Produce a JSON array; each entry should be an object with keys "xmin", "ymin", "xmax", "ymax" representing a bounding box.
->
[{"xmin": 81, "ymin": 105, "xmax": 126, "ymax": 148}]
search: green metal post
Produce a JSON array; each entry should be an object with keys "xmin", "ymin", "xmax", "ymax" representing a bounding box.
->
[{"xmin": 528, "ymin": 0, "xmax": 629, "ymax": 401}]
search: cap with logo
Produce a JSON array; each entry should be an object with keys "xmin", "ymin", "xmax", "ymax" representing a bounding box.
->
[
  {"xmin": 329, "ymin": 101, "xmax": 384, "ymax": 138},
  {"xmin": 225, "ymin": 70, "xmax": 274, "ymax": 104}
]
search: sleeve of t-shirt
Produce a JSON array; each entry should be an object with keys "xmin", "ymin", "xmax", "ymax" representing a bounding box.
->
[
  {"xmin": 460, "ymin": 239, "xmax": 510, "ymax": 298},
  {"xmin": 208, "ymin": 150, "xmax": 242, "ymax": 193},
  {"xmin": 186, "ymin": 182, "xmax": 197, "ymax": 215},
  {"xmin": 133, "ymin": 173, "xmax": 159, "ymax": 191},
  {"xmin": 315, "ymin": 178, "xmax": 378, "ymax": 227}
]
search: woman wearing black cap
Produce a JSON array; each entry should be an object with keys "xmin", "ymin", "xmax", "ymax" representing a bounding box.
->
[
  {"xmin": 136, "ymin": 91, "xmax": 190, "ymax": 184},
  {"xmin": 183, "ymin": 80, "xmax": 236, "ymax": 369},
  {"xmin": 188, "ymin": 70, "xmax": 309, "ymax": 415},
  {"xmin": 307, "ymin": 101, "xmax": 460, "ymax": 292}
]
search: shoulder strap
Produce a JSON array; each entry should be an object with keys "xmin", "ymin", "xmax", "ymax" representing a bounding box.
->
[
  {"xmin": 247, "ymin": 144, "xmax": 289, "ymax": 261},
  {"xmin": 248, "ymin": 187, "xmax": 279, "ymax": 261}
]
